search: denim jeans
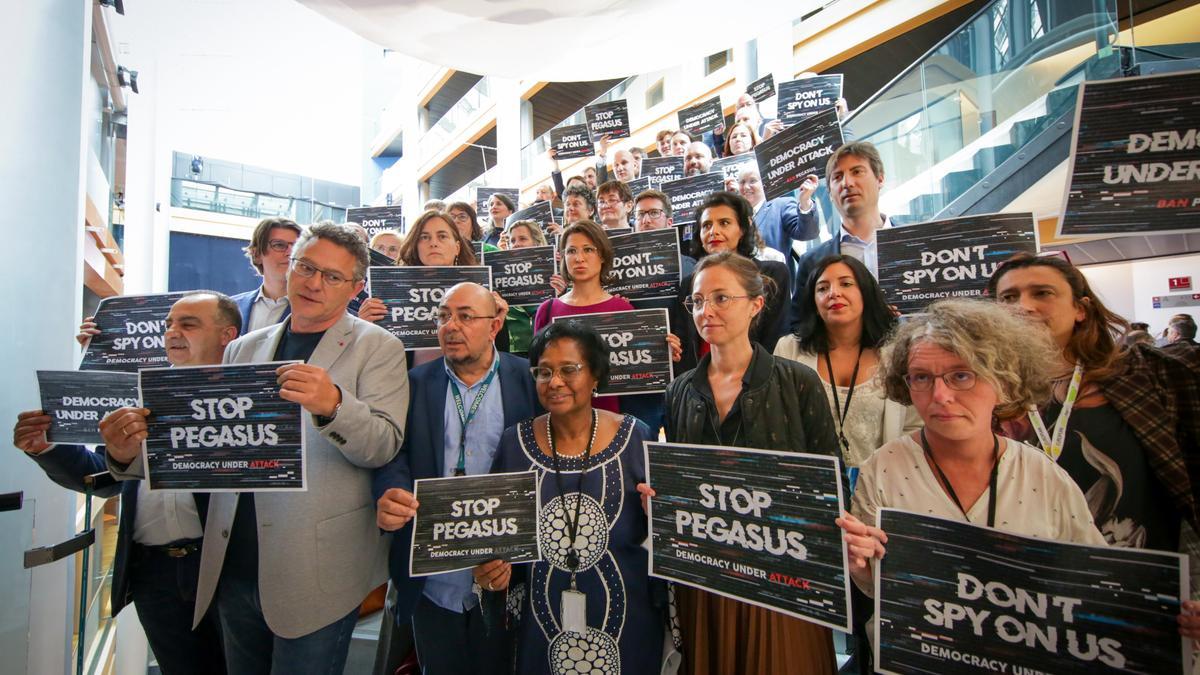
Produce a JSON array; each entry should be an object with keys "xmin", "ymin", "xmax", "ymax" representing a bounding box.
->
[{"xmin": 129, "ymin": 546, "xmax": 225, "ymax": 675}]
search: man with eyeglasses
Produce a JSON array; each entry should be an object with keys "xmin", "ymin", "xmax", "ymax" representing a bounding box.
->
[
  {"xmin": 372, "ymin": 282, "xmax": 539, "ymax": 674},
  {"xmin": 110, "ymin": 222, "xmax": 410, "ymax": 673},
  {"xmin": 232, "ymin": 217, "xmax": 303, "ymax": 335},
  {"xmin": 595, "ymin": 180, "xmax": 635, "ymax": 230}
]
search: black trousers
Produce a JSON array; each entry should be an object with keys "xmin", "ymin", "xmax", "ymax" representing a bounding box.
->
[
  {"xmin": 411, "ymin": 595, "xmax": 510, "ymax": 675},
  {"xmin": 129, "ymin": 545, "xmax": 226, "ymax": 675}
]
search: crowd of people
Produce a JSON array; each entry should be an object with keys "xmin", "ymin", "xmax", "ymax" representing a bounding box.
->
[{"xmin": 12, "ymin": 128, "xmax": 1200, "ymax": 675}]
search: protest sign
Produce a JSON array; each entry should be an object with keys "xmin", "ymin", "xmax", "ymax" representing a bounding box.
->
[
  {"xmin": 712, "ymin": 152, "xmax": 757, "ymax": 187},
  {"xmin": 604, "ymin": 229, "xmax": 682, "ymax": 301},
  {"xmin": 476, "ymin": 187, "xmax": 520, "ymax": 220},
  {"xmin": 550, "ymin": 123, "xmax": 593, "ymax": 160},
  {"xmin": 645, "ymin": 442, "xmax": 850, "ymax": 631},
  {"xmin": 37, "ymin": 370, "xmax": 138, "ymax": 444},
  {"xmin": 747, "ymin": 73, "xmax": 776, "ymax": 103},
  {"xmin": 1059, "ymin": 70, "xmax": 1200, "ymax": 237},
  {"xmin": 876, "ymin": 509, "xmax": 1189, "ymax": 675},
  {"xmin": 877, "ymin": 213, "xmax": 1039, "ymax": 314},
  {"xmin": 81, "ymin": 292, "xmax": 190, "ymax": 372},
  {"xmin": 640, "ymin": 156, "xmax": 686, "ymax": 189},
  {"xmin": 506, "ymin": 200, "xmax": 557, "ymax": 230},
  {"xmin": 482, "ymin": 245, "xmax": 557, "ymax": 306},
  {"xmin": 139, "ymin": 362, "xmax": 305, "ymax": 491},
  {"xmin": 627, "ymin": 176, "xmax": 651, "ymax": 196},
  {"xmin": 347, "ymin": 205, "xmax": 405, "ymax": 237},
  {"xmin": 367, "ymin": 266, "xmax": 492, "ymax": 349},
  {"xmin": 754, "ymin": 108, "xmax": 843, "ymax": 201},
  {"xmin": 661, "ymin": 172, "xmax": 725, "ymax": 241},
  {"xmin": 678, "ymin": 96, "xmax": 724, "ymax": 136},
  {"xmin": 554, "ymin": 309, "xmax": 673, "ymax": 395},
  {"xmin": 409, "ymin": 471, "xmax": 542, "ymax": 576},
  {"xmin": 776, "ymin": 75, "xmax": 843, "ymax": 126},
  {"xmin": 584, "ymin": 99, "xmax": 631, "ymax": 140}
]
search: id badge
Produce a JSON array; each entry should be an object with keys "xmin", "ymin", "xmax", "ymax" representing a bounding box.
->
[{"xmin": 561, "ymin": 589, "xmax": 587, "ymax": 635}]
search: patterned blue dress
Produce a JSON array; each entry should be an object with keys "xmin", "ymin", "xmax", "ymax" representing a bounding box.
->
[{"xmin": 492, "ymin": 414, "xmax": 665, "ymax": 675}]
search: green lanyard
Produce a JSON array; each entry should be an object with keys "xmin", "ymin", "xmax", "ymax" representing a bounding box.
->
[
  {"xmin": 1027, "ymin": 362, "xmax": 1083, "ymax": 462},
  {"xmin": 448, "ymin": 360, "xmax": 499, "ymax": 476}
]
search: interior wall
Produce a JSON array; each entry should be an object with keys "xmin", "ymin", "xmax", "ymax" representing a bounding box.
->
[{"xmin": 1081, "ymin": 253, "xmax": 1200, "ymax": 333}]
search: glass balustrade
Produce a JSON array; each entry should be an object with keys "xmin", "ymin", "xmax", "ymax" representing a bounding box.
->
[{"xmin": 418, "ymin": 77, "xmax": 494, "ymax": 163}]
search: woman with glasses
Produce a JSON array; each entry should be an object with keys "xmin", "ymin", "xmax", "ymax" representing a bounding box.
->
[
  {"xmin": 369, "ymin": 229, "xmax": 403, "ymax": 262},
  {"xmin": 446, "ymin": 201, "xmax": 485, "ymax": 244},
  {"xmin": 533, "ymin": 220, "xmax": 682, "ymax": 414},
  {"xmin": 474, "ymin": 320, "xmax": 667, "ymax": 674},
  {"xmin": 495, "ymin": 219, "xmax": 564, "ymax": 356},
  {"xmin": 644, "ymin": 251, "xmax": 841, "ymax": 675}
]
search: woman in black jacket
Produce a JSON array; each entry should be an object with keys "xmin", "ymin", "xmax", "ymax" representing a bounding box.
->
[{"xmin": 651, "ymin": 250, "xmax": 841, "ymax": 675}]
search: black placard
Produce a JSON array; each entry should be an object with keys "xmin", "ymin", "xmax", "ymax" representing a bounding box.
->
[
  {"xmin": 754, "ymin": 108, "xmax": 843, "ymax": 201},
  {"xmin": 678, "ymin": 96, "xmax": 724, "ymax": 135},
  {"xmin": 776, "ymin": 75, "xmax": 843, "ymax": 126},
  {"xmin": 476, "ymin": 187, "xmax": 520, "ymax": 220},
  {"xmin": 711, "ymin": 152, "xmax": 757, "ymax": 186},
  {"xmin": 747, "ymin": 73, "xmax": 776, "ymax": 103},
  {"xmin": 877, "ymin": 213, "xmax": 1039, "ymax": 315},
  {"xmin": 876, "ymin": 509, "xmax": 1188, "ymax": 675},
  {"xmin": 367, "ymin": 266, "xmax": 492, "ymax": 350},
  {"xmin": 584, "ymin": 99, "xmax": 631, "ymax": 140},
  {"xmin": 639, "ymin": 156, "xmax": 686, "ymax": 189},
  {"xmin": 347, "ymin": 205, "xmax": 405, "ymax": 237},
  {"xmin": 81, "ymin": 292, "xmax": 191, "ymax": 373},
  {"xmin": 550, "ymin": 123, "xmax": 593, "ymax": 160},
  {"xmin": 604, "ymin": 229, "xmax": 683, "ymax": 302},
  {"xmin": 662, "ymin": 172, "xmax": 725, "ymax": 231},
  {"xmin": 483, "ymin": 246, "xmax": 557, "ymax": 306},
  {"xmin": 409, "ymin": 470, "xmax": 541, "ymax": 576},
  {"xmin": 1059, "ymin": 71, "xmax": 1200, "ymax": 237},
  {"xmin": 553, "ymin": 309, "xmax": 673, "ymax": 395},
  {"xmin": 139, "ymin": 362, "xmax": 305, "ymax": 491},
  {"xmin": 505, "ymin": 200, "xmax": 557, "ymax": 230},
  {"xmin": 37, "ymin": 370, "xmax": 139, "ymax": 444},
  {"xmin": 627, "ymin": 176, "xmax": 652, "ymax": 196},
  {"xmin": 645, "ymin": 442, "xmax": 850, "ymax": 631}
]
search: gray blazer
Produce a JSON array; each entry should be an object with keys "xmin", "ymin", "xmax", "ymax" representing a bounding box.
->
[{"xmin": 193, "ymin": 313, "xmax": 408, "ymax": 638}]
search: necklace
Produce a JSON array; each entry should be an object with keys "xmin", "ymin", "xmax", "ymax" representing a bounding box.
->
[{"xmin": 546, "ymin": 410, "xmax": 599, "ymax": 575}]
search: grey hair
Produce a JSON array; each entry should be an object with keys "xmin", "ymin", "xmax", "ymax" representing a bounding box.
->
[
  {"xmin": 296, "ymin": 222, "xmax": 370, "ymax": 281},
  {"xmin": 878, "ymin": 299, "xmax": 1058, "ymax": 421}
]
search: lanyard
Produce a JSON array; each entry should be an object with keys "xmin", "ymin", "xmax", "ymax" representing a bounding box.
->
[
  {"xmin": 1026, "ymin": 361, "xmax": 1083, "ymax": 462},
  {"xmin": 448, "ymin": 360, "xmax": 499, "ymax": 476},
  {"xmin": 823, "ymin": 346, "xmax": 863, "ymax": 458},
  {"xmin": 921, "ymin": 430, "xmax": 999, "ymax": 528},
  {"xmin": 547, "ymin": 410, "xmax": 598, "ymax": 587}
]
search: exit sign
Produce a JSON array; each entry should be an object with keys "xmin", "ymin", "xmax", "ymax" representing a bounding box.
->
[{"xmin": 1169, "ymin": 276, "xmax": 1192, "ymax": 292}]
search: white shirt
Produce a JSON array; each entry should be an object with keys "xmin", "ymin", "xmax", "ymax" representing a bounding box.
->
[
  {"xmin": 133, "ymin": 480, "xmax": 204, "ymax": 545},
  {"xmin": 754, "ymin": 245, "xmax": 786, "ymax": 263},
  {"xmin": 837, "ymin": 215, "xmax": 891, "ymax": 278},
  {"xmin": 248, "ymin": 288, "xmax": 289, "ymax": 333}
]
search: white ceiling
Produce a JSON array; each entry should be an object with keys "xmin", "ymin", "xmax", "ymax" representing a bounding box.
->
[{"xmin": 294, "ymin": 0, "xmax": 814, "ymax": 81}]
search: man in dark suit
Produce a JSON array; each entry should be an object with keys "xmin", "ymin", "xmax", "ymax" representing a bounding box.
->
[
  {"xmin": 372, "ymin": 282, "xmax": 540, "ymax": 675},
  {"xmin": 12, "ymin": 290, "xmax": 239, "ymax": 674},
  {"xmin": 231, "ymin": 217, "xmax": 302, "ymax": 334},
  {"xmin": 737, "ymin": 167, "xmax": 821, "ymax": 291}
]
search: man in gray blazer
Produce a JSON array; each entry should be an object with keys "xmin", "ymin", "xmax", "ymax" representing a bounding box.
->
[{"xmin": 107, "ymin": 223, "xmax": 409, "ymax": 674}]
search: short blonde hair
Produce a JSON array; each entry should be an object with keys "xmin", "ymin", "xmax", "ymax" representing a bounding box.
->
[
  {"xmin": 878, "ymin": 299, "xmax": 1058, "ymax": 421},
  {"xmin": 506, "ymin": 220, "xmax": 547, "ymax": 246}
]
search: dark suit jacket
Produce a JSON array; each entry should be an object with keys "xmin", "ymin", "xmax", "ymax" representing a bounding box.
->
[
  {"xmin": 789, "ymin": 237, "xmax": 841, "ymax": 332},
  {"xmin": 231, "ymin": 286, "xmax": 290, "ymax": 336},
  {"xmin": 371, "ymin": 351, "xmax": 541, "ymax": 621},
  {"xmin": 755, "ymin": 197, "xmax": 820, "ymax": 278},
  {"xmin": 26, "ymin": 444, "xmax": 207, "ymax": 615}
]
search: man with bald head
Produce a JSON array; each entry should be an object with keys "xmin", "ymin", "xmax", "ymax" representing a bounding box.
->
[
  {"xmin": 684, "ymin": 141, "xmax": 714, "ymax": 177},
  {"xmin": 612, "ymin": 148, "xmax": 639, "ymax": 182},
  {"xmin": 372, "ymin": 282, "xmax": 540, "ymax": 674}
]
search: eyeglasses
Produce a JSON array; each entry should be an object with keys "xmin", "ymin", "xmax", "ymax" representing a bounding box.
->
[
  {"xmin": 449, "ymin": 212, "xmax": 471, "ymax": 223},
  {"xmin": 267, "ymin": 239, "xmax": 295, "ymax": 253},
  {"xmin": 683, "ymin": 293, "xmax": 751, "ymax": 313},
  {"xmin": 564, "ymin": 246, "xmax": 600, "ymax": 258},
  {"xmin": 530, "ymin": 363, "xmax": 587, "ymax": 383},
  {"xmin": 290, "ymin": 258, "xmax": 356, "ymax": 287},
  {"xmin": 904, "ymin": 370, "xmax": 978, "ymax": 392},
  {"xmin": 435, "ymin": 310, "xmax": 496, "ymax": 326},
  {"xmin": 597, "ymin": 198, "xmax": 626, "ymax": 208},
  {"xmin": 636, "ymin": 209, "xmax": 666, "ymax": 221}
]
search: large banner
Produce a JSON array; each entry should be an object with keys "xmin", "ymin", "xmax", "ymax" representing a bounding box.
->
[
  {"xmin": 645, "ymin": 442, "xmax": 851, "ymax": 631},
  {"xmin": 37, "ymin": 370, "xmax": 139, "ymax": 444},
  {"xmin": 640, "ymin": 156, "xmax": 686, "ymax": 189},
  {"xmin": 81, "ymin": 292, "xmax": 190, "ymax": 372},
  {"xmin": 409, "ymin": 471, "xmax": 542, "ymax": 577},
  {"xmin": 347, "ymin": 205, "xmax": 405, "ymax": 237},
  {"xmin": 877, "ymin": 213, "xmax": 1039, "ymax": 315},
  {"xmin": 605, "ymin": 229, "xmax": 682, "ymax": 302},
  {"xmin": 876, "ymin": 509, "xmax": 1189, "ymax": 675},
  {"xmin": 505, "ymin": 200, "xmax": 557, "ymax": 231},
  {"xmin": 476, "ymin": 187, "xmax": 520, "ymax": 220},
  {"xmin": 776, "ymin": 75, "xmax": 843, "ymax": 126},
  {"xmin": 139, "ymin": 362, "xmax": 306, "ymax": 491},
  {"xmin": 550, "ymin": 123, "xmax": 593, "ymax": 160},
  {"xmin": 482, "ymin": 245, "xmax": 557, "ymax": 306},
  {"xmin": 678, "ymin": 96, "xmax": 724, "ymax": 136},
  {"xmin": 1059, "ymin": 71, "xmax": 1200, "ymax": 237},
  {"xmin": 584, "ymin": 99, "xmax": 631, "ymax": 140},
  {"xmin": 554, "ymin": 309, "xmax": 673, "ymax": 395},
  {"xmin": 747, "ymin": 73, "xmax": 776, "ymax": 104},
  {"xmin": 754, "ymin": 108, "xmax": 843, "ymax": 201},
  {"xmin": 367, "ymin": 266, "xmax": 492, "ymax": 349}
]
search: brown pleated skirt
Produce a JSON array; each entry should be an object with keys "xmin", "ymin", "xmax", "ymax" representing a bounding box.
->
[{"xmin": 676, "ymin": 586, "xmax": 836, "ymax": 675}]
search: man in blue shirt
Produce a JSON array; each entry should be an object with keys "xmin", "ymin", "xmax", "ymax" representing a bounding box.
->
[{"xmin": 373, "ymin": 282, "xmax": 540, "ymax": 674}]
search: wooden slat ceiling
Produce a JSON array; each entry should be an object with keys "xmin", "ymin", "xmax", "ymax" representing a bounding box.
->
[
  {"xmin": 1045, "ymin": 232, "xmax": 1200, "ymax": 266},
  {"xmin": 426, "ymin": 71, "xmax": 484, "ymax": 129},
  {"xmin": 427, "ymin": 127, "xmax": 497, "ymax": 200},
  {"xmin": 529, "ymin": 79, "xmax": 624, "ymax": 139}
]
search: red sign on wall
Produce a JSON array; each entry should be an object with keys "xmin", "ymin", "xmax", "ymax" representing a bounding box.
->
[{"xmin": 1169, "ymin": 276, "xmax": 1193, "ymax": 292}]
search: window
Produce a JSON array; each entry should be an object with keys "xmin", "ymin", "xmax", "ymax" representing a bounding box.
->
[
  {"xmin": 645, "ymin": 78, "xmax": 664, "ymax": 109},
  {"xmin": 704, "ymin": 49, "xmax": 731, "ymax": 75}
]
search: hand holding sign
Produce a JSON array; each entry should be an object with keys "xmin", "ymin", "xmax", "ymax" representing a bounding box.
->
[
  {"xmin": 98, "ymin": 406, "xmax": 151, "ymax": 464},
  {"xmin": 276, "ymin": 363, "xmax": 340, "ymax": 418},
  {"xmin": 377, "ymin": 487, "xmax": 419, "ymax": 531},
  {"xmin": 13, "ymin": 410, "xmax": 52, "ymax": 455},
  {"xmin": 834, "ymin": 510, "xmax": 887, "ymax": 590},
  {"xmin": 358, "ymin": 297, "xmax": 387, "ymax": 323},
  {"xmin": 76, "ymin": 316, "xmax": 99, "ymax": 347},
  {"xmin": 473, "ymin": 559, "xmax": 512, "ymax": 592}
]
